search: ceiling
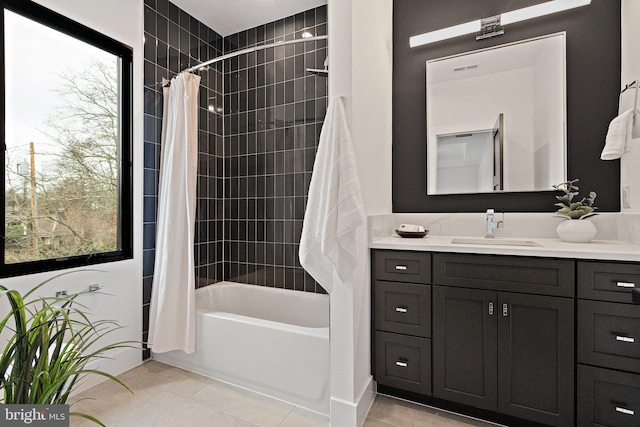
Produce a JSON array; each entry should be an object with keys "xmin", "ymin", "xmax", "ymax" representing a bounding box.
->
[
  {"xmin": 169, "ymin": 0, "xmax": 328, "ymax": 37},
  {"xmin": 428, "ymin": 34, "xmax": 563, "ymax": 84}
]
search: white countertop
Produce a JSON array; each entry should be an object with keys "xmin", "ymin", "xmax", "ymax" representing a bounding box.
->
[{"xmin": 370, "ymin": 234, "xmax": 640, "ymax": 262}]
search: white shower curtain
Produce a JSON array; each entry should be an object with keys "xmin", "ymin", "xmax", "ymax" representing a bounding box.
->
[{"xmin": 148, "ymin": 72, "xmax": 200, "ymax": 354}]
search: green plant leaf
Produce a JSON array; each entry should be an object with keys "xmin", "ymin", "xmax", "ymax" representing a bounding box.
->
[{"xmin": 0, "ymin": 272, "xmax": 140, "ymax": 421}]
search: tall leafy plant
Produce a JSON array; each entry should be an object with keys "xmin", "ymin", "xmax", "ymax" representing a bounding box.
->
[{"xmin": 0, "ymin": 272, "xmax": 137, "ymax": 426}]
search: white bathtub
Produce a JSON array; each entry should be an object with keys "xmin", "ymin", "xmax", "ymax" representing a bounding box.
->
[{"xmin": 152, "ymin": 281, "xmax": 330, "ymax": 415}]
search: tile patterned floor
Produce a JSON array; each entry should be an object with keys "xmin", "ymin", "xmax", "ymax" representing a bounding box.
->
[{"xmin": 68, "ymin": 361, "xmax": 497, "ymax": 427}]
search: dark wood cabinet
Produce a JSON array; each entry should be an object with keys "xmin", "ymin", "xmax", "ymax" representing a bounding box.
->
[
  {"xmin": 375, "ymin": 280, "xmax": 431, "ymax": 337},
  {"xmin": 432, "ymin": 286, "xmax": 497, "ymax": 410},
  {"xmin": 373, "ymin": 251, "xmax": 640, "ymax": 427},
  {"xmin": 373, "ymin": 250, "xmax": 431, "ymax": 284},
  {"xmin": 375, "ymin": 331, "xmax": 431, "ymax": 395},
  {"xmin": 578, "ymin": 300, "xmax": 640, "ymax": 374},
  {"xmin": 577, "ymin": 261, "xmax": 640, "ymax": 304},
  {"xmin": 496, "ymin": 292, "xmax": 574, "ymax": 426},
  {"xmin": 433, "ymin": 253, "xmax": 575, "ymax": 297},
  {"xmin": 433, "ymin": 286, "xmax": 574, "ymax": 426},
  {"xmin": 577, "ymin": 261, "xmax": 640, "ymax": 427},
  {"xmin": 372, "ymin": 251, "xmax": 432, "ymax": 396},
  {"xmin": 578, "ymin": 365, "xmax": 640, "ymax": 426}
]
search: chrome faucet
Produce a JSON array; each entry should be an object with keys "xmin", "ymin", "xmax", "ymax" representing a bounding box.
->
[{"xmin": 485, "ymin": 209, "xmax": 503, "ymax": 238}]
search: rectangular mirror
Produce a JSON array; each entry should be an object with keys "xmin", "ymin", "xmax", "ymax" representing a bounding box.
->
[{"xmin": 426, "ymin": 33, "xmax": 567, "ymax": 195}]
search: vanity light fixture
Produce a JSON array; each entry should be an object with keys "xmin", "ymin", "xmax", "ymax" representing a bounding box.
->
[{"xmin": 409, "ymin": 0, "xmax": 590, "ymax": 48}]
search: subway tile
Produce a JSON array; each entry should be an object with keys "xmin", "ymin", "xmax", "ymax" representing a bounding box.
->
[
  {"xmin": 143, "ymin": 60, "xmax": 156, "ymax": 88},
  {"xmin": 168, "ymin": 2, "xmax": 179, "ymax": 23},
  {"xmin": 156, "ymin": 0, "xmax": 168, "ymax": 17},
  {"xmin": 156, "ymin": 14, "xmax": 168, "ymax": 44},
  {"xmin": 142, "ymin": 304, "xmax": 149, "ymax": 339},
  {"xmin": 156, "ymin": 39, "xmax": 168, "ymax": 69},
  {"xmin": 144, "ymin": 7, "xmax": 157, "ymax": 37},
  {"xmin": 143, "ymin": 196, "xmax": 157, "ymax": 223},
  {"xmin": 145, "ymin": 37, "xmax": 158, "ymax": 69},
  {"xmin": 143, "ymin": 250, "xmax": 155, "ymax": 278},
  {"xmin": 143, "ymin": 2, "xmax": 327, "ymax": 300},
  {"xmin": 175, "ymin": 7, "xmax": 188, "ymax": 29},
  {"xmin": 143, "ymin": 277, "xmax": 153, "ymax": 305},
  {"xmin": 168, "ymin": 47, "xmax": 180, "ymax": 73},
  {"xmin": 143, "ymin": 223, "xmax": 156, "ymax": 251}
]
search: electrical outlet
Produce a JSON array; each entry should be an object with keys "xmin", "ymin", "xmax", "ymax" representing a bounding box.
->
[{"xmin": 623, "ymin": 184, "xmax": 631, "ymax": 209}]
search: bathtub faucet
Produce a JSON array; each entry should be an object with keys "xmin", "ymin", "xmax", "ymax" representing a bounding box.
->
[{"xmin": 485, "ymin": 209, "xmax": 503, "ymax": 238}]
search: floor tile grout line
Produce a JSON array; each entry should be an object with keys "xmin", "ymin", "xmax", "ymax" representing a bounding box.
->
[
  {"xmin": 277, "ymin": 405, "xmax": 297, "ymax": 427},
  {"xmin": 374, "ymin": 393, "xmax": 505, "ymax": 427}
]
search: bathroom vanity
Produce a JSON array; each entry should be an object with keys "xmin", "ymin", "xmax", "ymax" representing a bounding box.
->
[{"xmin": 371, "ymin": 235, "xmax": 640, "ymax": 427}]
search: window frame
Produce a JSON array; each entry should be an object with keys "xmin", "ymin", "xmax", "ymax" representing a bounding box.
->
[{"xmin": 0, "ymin": 0, "xmax": 133, "ymax": 278}]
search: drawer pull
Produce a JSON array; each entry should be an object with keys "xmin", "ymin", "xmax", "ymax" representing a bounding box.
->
[
  {"xmin": 488, "ymin": 302, "xmax": 494, "ymax": 316},
  {"xmin": 395, "ymin": 307, "xmax": 408, "ymax": 313},
  {"xmin": 615, "ymin": 407, "xmax": 635, "ymax": 416},
  {"xmin": 395, "ymin": 361, "xmax": 408, "ymax": 367},
  {"xmin": 395, "ymin": 265, "xmax": 408, "ymax": 271},
  {"xmin": 616, "ymin": 281, "xmax": 636, "ymax": 288},
  {"xmin": 616, "ymin": 335, "xmax": 635, "ymax": 343}
]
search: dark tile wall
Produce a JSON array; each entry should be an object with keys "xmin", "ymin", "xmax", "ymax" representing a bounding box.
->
[
  {"xmin": 142, "ymin": 2, "xmax": 328, "ymax": 358},
  {"xmin": 223, "ymin": 6, "xmax": 327, "ymax": 292},
  {"xmin": 142, "ymin": 0, "xmax": 225, "ymax": 359}
]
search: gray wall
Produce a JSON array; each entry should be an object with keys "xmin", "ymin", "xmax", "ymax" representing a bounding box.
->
[{"xmin": 393, "ymin": 0, "xmax": 621, "ymax": 213}]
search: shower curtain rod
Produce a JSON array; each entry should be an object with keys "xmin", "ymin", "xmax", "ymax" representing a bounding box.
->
[{"xmin": 185, "ymin": 34, "xmax": 328, "ymax": 73}]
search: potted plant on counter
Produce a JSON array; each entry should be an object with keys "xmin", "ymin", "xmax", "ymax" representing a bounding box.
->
[{"xmin": 552, "ymin": 179, "xmax": 598, "ymax": 242}]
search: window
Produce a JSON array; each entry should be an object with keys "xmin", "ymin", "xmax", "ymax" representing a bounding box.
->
[{"xmin": 1, "ymin": 0, "xmax": 132, "ymax": 277}]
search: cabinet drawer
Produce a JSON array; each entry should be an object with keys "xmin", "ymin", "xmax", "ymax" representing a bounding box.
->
[
  {"xmin": 375, "ymin": 331, "xmax": 431, "ymax": 396},
  {"xmin": 578, "ymin": 365, "xmax": 640, "ymax": 427},
  {"xmin": 374, "ymin": 281, "xmax": 431, "ymax": 337},
  {"xmin": 578, "ymin": 300, "xmax": 640, "ymax": 373},
  {"xmin": 373, "ymin": 250, "xmax": 431, "ymax": 284},
  {"xmin": 578, "ymin": 261, "xmax": 640, "ymax": 303},
  {"xmin": 433, "ymin": 253, "xmax": 575, "ymax": 297}
]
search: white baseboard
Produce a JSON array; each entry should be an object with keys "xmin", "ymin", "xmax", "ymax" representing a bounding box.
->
[{"xmin": 330, "ymin": 375, "xmax": 376, "ymax": 427}]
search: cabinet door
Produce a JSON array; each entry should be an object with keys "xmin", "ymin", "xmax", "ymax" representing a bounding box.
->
[
  {"xmin": 433, "ymin": 286, "xmax": 498, "ymax": 411},
  {"xmin": 497, "ymin": 293, "xmax": 574, "ymax": 427}
]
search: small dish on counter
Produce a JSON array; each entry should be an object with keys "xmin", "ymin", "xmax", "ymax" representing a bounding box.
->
[{"xmin": 395, "ymin": 229, "xmax": 429, "ymax": 238}]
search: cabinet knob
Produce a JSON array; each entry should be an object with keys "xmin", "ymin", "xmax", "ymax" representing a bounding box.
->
[
  {"xmin": 616, "ymin": 281, "xmax": 636, "ymax": 288},
  {"xmin": 488, "ymin": 302, "xmax": 494, "ymax": 315},
  {"xmin": 615, "ymin": 406, "xmax": 635, "ymax": 416},
  {"xmin": 615, "ymin": 335, "xmax": 635, "ymax": 343},
  {"xmin": 395, "ymin": 307, "xmax": 408, "ymax": 313},
  {"xmin": 502, "ymin": 303, "xmax": 508, "ymax": 317},
  {"xmin": 395, "ymin": 265, "xmax": 408, "ymax": 271},
  {"xmin": 395, "ymin": 360, "xmax": 408, "ymax": 368}
]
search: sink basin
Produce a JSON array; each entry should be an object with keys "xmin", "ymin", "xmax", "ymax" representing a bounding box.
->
[{"xmin": 451, "ymin": 237, "xmax": 542, "ymax": 247}]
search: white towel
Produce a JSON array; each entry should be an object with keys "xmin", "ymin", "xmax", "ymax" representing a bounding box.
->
[
  {"xmin": 601, "ymin": 109, "xmax": 636, "ymax": 160},
  {"xmin": 299, "ymin": 97, "xmax": 366, "ymax": 293}
]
